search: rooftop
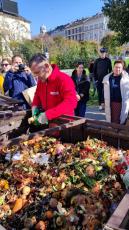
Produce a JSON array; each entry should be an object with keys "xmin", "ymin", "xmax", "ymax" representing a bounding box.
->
[{"xmin": 0, "ymin": 11, "xmax": 31, "ymax": 23}]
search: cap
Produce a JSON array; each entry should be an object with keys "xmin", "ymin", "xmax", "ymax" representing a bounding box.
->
[{"xmin": 100, "ymin": 47, "xmax": 107, "ymax": 53}]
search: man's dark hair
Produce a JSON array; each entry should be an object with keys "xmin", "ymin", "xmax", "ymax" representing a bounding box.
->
[
  {"xmin": 29, "ymin": 53, "xmax": 48, "ymax": 67},
  {"xmin": 12, "ymin": 55, "xmax": 23, "ymax": 63}
]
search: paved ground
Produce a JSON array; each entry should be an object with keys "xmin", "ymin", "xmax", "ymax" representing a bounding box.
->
[{"xmin": 85, "ymin": 105, "xmax": 106, "ymax": 121}]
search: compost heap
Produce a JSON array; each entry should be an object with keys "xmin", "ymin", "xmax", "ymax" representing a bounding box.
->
[{"xmin": 0, "ymin": 135, "xmax": 128, "ymax": 230}]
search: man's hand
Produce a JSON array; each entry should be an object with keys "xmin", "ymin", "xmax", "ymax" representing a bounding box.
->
[
  {"xmin": 25, "ymin": 66, "xmax": 31, "ymax": 74},
  {"xmin": 37, "ymin": 112, "xmax": 48, "ymax": 125},
  {"xmin": 28, "ymin": 112, "xmax": 48, "ymax": 126},
  {"xmin": 80, "ymin": 93, "xmax": 84, "ymax": 98},
  {"xmin": 76, "ymin": 94, "xmax": 80, "ymax": 101},
  {"xmin": 32, "ymin": 106, "xmax": 40, "ymax": 116}
]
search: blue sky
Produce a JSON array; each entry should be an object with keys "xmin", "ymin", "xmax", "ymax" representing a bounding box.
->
[{"xmin": 17, "ymin": 0, "xmax": 104, "ymax": 36}]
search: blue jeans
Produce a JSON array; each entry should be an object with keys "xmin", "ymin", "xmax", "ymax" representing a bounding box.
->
[{"xmin": 75, "ymin": 101, "xmax": 86, "ymax": 117}]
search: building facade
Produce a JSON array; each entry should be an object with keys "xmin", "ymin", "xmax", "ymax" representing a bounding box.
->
[
  {"xmin": 0, "ymin": 12, "xmax": 31, "ymax": 41},
  {"xmin": 49, "ymin": 13, "xmax": 110, "ymax": 43},
  {"xmin": 48, "ymin": 24, "xmax": 68, "ymax": 38},
  {"xmin": 83, "ymin": 13, "xmax": 109, "ymax": 42},
  {"xmin": 65, "ymin": 18, "xmax": 86, "ymax": 41},
  {"xmin": 0, "ymin": 0, "xmax": 31, "ymax": 57}
]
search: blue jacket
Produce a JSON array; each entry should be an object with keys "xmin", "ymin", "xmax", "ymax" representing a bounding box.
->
[{"xmin": 3, "ymin": 70, "xmax": 36, "ymax": 109}]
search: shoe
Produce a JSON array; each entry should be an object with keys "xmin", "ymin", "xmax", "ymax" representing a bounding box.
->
[{"xmin": 99, "ymin": 105, "xmax": 103, "ymax": 111}]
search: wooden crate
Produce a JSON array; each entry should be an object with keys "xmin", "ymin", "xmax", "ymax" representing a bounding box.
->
[
  {"xmin": 1, "ymin": 117, "xmax": 129, "ymax": 229},
  {"xmin": 104, "ymin": 193, "xmax": 129, "ymax": 230}
]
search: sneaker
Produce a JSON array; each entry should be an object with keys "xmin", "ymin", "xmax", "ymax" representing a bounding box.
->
[{"xmin": 99, "ymin": 105, "xmax": 103, "ymax": 111}]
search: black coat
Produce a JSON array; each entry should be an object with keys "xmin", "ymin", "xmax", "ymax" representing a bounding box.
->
[
  {"xmin": 93, "ymin": 57, "xmax": 112, "ymax": 82},
  {"xmin": 71, "ymin": 71, "xmax": 90, "ymax": 103}
]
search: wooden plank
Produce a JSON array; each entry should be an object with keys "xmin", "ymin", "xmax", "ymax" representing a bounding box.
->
[
  {"xmin": 104, "ymin": 193, "xmax": 129, "ymax": 230},
  {"xmin": 2, "ymin": 116, "xmax": 86, "ymax": 146},
  {"xmin": 0, "ymin": 94, "xmax": 22, "ymax": 104},
  {"xmin": 86, "ymin": 119, "xmax": 129, "ymax": 132}
]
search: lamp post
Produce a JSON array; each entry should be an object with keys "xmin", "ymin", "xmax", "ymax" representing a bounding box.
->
[{"xmin": 40, "ymin": 25, "xmax": 47, "ymax": 53}]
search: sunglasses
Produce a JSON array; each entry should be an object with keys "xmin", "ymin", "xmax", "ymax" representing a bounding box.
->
[{"xmin": 1, "ymin": 63, "xmax": 9, "ymax": 67}]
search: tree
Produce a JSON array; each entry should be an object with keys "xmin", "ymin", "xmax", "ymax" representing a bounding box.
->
[
  {"xmin": 102, "ymin": 0, "xmax": 129, "ymax": 44},
  {"xmin": 80, "ymin": 41, "xmax": 98, "ymax": 65},
  {"xmin": 54, "ymin": 36, "xmax": 81, "ymax": 69},
  {"xmin": 19, "ymin": 39, "xmax": 42, "ymax": 62},
  {"xmin": 101, "ymin": 34, "xmax": 122, "ymax": 55}
]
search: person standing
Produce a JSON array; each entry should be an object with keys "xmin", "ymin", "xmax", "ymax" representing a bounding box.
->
[
  {"xmin": 0, "ymin": 58, "xmax": 11, "ymax": 94},
  {"xmin": 88, "ymin": 59, "xmax": 96, "ymax": 96},
  {"xmin": 3, "ymin": 55, "xmax": 36, "ymax": 109},
  {"xmin": 29, "ymin": 53, "xmax": 77, "ymax": 125},
  {"xmin": 103, "ymin": 60, "xmax": 129, "ymax": 124},
  {"xmin": 72, "ymin": 61, "xmax": 90, "ymax": 117},
  {"xmin": 93, "ymin": 48, "xmax": 112, "ymax": 110}
]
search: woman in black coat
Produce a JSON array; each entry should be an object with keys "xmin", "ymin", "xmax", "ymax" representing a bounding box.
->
[{"xmin": 71, "ymin": 62, "xmax": 90, "ymax": 117}]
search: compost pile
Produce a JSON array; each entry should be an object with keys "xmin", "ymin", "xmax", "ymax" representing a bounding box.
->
[{"xmin": 0, "ymin": 135, "xmax": 127, "ymax": 230}]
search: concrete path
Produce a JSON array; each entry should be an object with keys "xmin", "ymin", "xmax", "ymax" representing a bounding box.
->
[{"xmin": 85, "ymin": 105, "xmax": 106, "ymax": 121}]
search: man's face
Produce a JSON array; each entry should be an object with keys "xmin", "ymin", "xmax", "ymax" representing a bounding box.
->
[
  {"xmin": 30, "ymin": 61, "xmax": 50, "ymax": 82},
  {"xmin": 100, "ymin": 52, "xmax": 106, "ymax": 59},
  {"xmin": 13, "ymin": 57, "xmax": 23, "ymax": 66},
  {"xmin": 113, "ymin": 63, "xmax": 123, "ymax": 76}
]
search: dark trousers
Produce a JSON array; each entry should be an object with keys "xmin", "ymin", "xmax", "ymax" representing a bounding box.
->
[
  {"xmin": 97, "ymin": 81, "xmax": 104, "ymax": 105},
  {"xmin": 75, "ymin": 101, "xmax": 86, "ymax": 117}
]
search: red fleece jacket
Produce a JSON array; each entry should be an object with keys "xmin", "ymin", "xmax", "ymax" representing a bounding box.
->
[{"xmin": 32, "ymin": 64, "xmax": 77, "ymax": 120}]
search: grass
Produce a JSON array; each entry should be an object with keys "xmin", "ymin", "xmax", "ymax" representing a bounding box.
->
[{"xmin": 87, "ymin": 84, "xmax": 98, "ymax": 106}]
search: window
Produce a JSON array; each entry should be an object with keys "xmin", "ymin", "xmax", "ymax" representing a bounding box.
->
[
  {"xmin": 79, "ymin": 27, "xmax": 81, "ymax": 33},
  {"xmin": 68, "ymin": 30, "xmax": 71, "ymax": 35},
  {"xmin": 94, "ymin": 33, "xmax": 98, "ymax": 40},
  {"xmin": 90, "ymin": 32, "xmax": 93, "ymax": 40},
  {"xmin": 79, "ymin": 34, "xmax": 81, "ymax": 40},
  {"xmin": 99, "ymin": 23, "xmax": 103, "ymax": 29},
  {"xmin": 72, "ymin": 29, "xmax": 74, "ymax": 34},
  {"xmin": 81, "ymin": 34, "xmax": 84, "ymax": 40},
  {"xmin": 85, "ymin": 26, "xmax": 88, "ymax": 31},
  {"xmin": 90, "ymin": 25, "xmax": 93, "ymax": 30},
  {"xmin": 94, "ymin": 24, "xmax": 98, "ymax": 29}
]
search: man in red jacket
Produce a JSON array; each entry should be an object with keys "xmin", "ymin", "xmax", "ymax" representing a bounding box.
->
[{"xmin": 29, "ymin": 53, "xmax": 77, "ymax": 125}]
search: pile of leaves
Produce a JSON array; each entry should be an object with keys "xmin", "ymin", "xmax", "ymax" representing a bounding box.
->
[{"xmin": 0, "ymin": 135, "xmax": 127, "ymax": 230}]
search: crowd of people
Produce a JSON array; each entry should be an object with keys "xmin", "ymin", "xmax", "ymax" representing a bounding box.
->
[{"xmin": 0, "ymin": 49, "xmax": 129, "ymax": 126}]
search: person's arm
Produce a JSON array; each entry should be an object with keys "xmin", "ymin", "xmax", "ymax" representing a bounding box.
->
[
  {"xmin": 93, "ymin": 60, "xmax": 98, "ymax": 81},
  {"xmin": 108, "ymin": 59, "xmax": 112, "ymax": 73},
  {"xmin": 3, "ymin": 72, "xmax": 13, "ymax": 93},
  {"xmin": 26, "ymin": 73, "xmax": 36, "ymax": 87},
  {"xmin": 45, "ymin": 75, "xmax": 77, "ymax": 120},
  {"xmin": 32, "ymin": 81, "xmax": 41, "ymax": 108},
  {"xmin": 80, "ymin": 80, "xmax": 90, "ymax": 102}
]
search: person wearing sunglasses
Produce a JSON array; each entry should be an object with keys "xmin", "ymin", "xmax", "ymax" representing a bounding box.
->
[
  {"xmin": 0, "ymin": 58, "xmax": 11, "ymax": 94},
  {"xmin": 29, "ymin": 53, "xmax": 77, "ymax": 125},
  {"xmin": 3, "ymin": 55, "xmax": 36, "ymax": 109}
]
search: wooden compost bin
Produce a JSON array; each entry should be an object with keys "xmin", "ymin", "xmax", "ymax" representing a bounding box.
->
[{"xmin": 1, "ymin": 116, "xmax": 129, "ymax": 229}]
